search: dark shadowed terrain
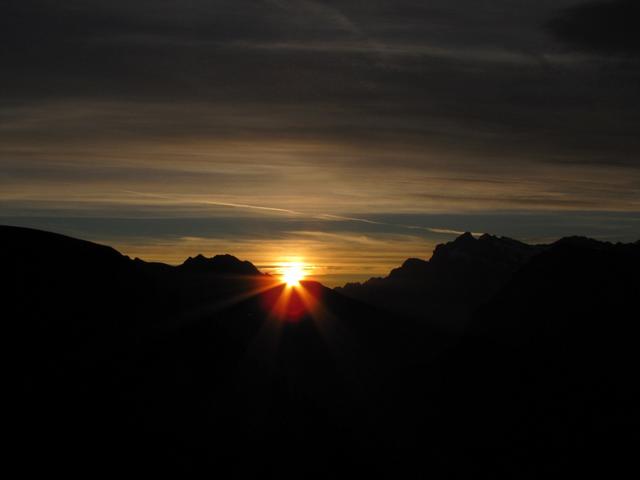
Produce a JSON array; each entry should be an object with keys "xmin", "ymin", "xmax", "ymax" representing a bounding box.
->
[
  {"xmin": 337, "ymin": 232, "xmax": 541, "ymax": 330},
  {"xmin": 6, "ymin": 225, "xmax": 639, "ymax": 477}
]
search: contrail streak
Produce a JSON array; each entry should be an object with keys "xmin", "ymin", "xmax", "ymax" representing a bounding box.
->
[
  {"xmin": 121, "ymin": 190, "xmax": 477, "ymax": 237},
  {"xmin": 122, "ymin": 190, "xmax": 301, "ymax": 215}
]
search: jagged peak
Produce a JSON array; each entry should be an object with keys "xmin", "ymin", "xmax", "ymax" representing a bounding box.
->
[
  {"xmin": 180, "ymin": 253, "xmax": 261, "ymax": 275},
  {"xmin": 454, "ymin": 231, "xmax": 476, "ymax": 243},
  {"xmin": 427, "ymin": 232, "xmax": 540, "ymax": 271},
  {"xmin": 401, "ymin": 257, "xmax": 428, "ymax": 268}
]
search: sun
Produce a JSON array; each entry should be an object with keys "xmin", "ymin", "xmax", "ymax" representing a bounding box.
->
[{"xmin": 281, "ymin": 263, "xmax": 306, "ymax": 287}]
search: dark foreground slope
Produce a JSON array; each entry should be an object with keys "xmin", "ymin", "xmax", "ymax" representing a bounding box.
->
[
  {"xmin": 5, "ymin": 226, "xmax": 437, "ymax": 476},
  {"xmin": 5, "ymin": 226, "xmax": 640, "ymax": 477},
  {"xmin": 433, "ymin": 237, "xmax": 640, "ymax": 475}
]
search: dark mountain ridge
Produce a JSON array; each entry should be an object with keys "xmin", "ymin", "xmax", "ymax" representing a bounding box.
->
[
  {"xmin": 5, "ymin": 225, "xmax": 432, "ymax": 474},
  {"xmin": 337, "ymin": 232, "xmax": 543, "ymax": 329},
  {"xmin": 5, "ymin": 225, "xmax": 640, "ymax": 477},
  {"xmin": 179, "ymin": 253, "xmax": 261, "ymax": 275},
  {"xmin": 433, "ymin": 235, "xmax": 640, "ymax": 473}
]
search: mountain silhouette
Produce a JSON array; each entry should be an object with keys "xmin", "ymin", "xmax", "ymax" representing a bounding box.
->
[
  {"xmin": 5, "ymin": 225, "xmax": 639, "ymax": 477},
  {"xmin": 337, "ymin": 232, "xmax": 541, "ymax": 329},
  {"xmin": 5, "ymin": 225, "xmax": 431, "ymax": 475},
  {"xmin": 432, "ymin": 235, "xmax": 640, "ymax": 475},
  {"xmin": 179, "ymin": 253, "xmax": 261, "ymax": 275}
]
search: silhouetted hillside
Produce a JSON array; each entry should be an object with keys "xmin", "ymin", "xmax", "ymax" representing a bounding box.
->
[
  {"xmin": 179, "ymin": 253, "xmax": 261, "ymax": 275},
  {"xmin": 473, "ymin": 236, "xmax": 640, "ymax": 340},
  {"xmin": 4, "ymin": 226, "xmax": 433, "ymax": 475},
  {"xmin": 5, "ymin": 225, "xmax": 639, "ymax": 477},
  {"xmin": 337, "ymin": 232, "xmax": 541, "ymax": 329},
  {"xmin": 431, "ymin": 236, "xmax": 640, "ymax": 475}
]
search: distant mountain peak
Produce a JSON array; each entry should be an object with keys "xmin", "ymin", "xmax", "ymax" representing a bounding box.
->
[
  {"xmin": 552, "ymin": 236, "xmax": 609, "ymax": 250},
  {"xmin": 180, "ymin": 254, "xmax": 261, "ymax": 276},
  {"xmin": 401, "ymin": 257, "xmax": 428, "ymax": 269},
  {"xmin": 388, "ymin": 257, "xmax": 429, "ymax": 279},
  {"xmin": 453, "ymin": 231, "xmax": 476, "ymax": 243},
  {"xmin": 478, "ymin": 233, "xmax": 493, "ymax": 240},
  {"xmin": 432, "ymin": 232, "xmax": 534, "ymax": 261},
  {"xmin": 337, "ymin": 232, "xmax": 542, "ymax": 328}
]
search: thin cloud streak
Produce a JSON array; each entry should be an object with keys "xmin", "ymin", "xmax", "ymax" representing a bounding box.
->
[{"xmin": 123, "ymin": 191, "xmax": 476, "ymax": 238}]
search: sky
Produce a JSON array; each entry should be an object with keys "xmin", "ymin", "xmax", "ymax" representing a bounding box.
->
[{"xmin": 1, "ymin": 0, "xmax": 639, "ymax": 286}]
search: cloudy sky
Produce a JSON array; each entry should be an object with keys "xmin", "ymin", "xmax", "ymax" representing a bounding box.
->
[{"xmin": 1, "ymin": 0, "xmax": 639, "ymax": 285}]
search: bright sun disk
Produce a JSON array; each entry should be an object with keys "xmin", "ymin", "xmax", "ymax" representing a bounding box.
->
[{"xmin": 281, "ymin": 263, "xmax": 306, "ymax": 286}]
